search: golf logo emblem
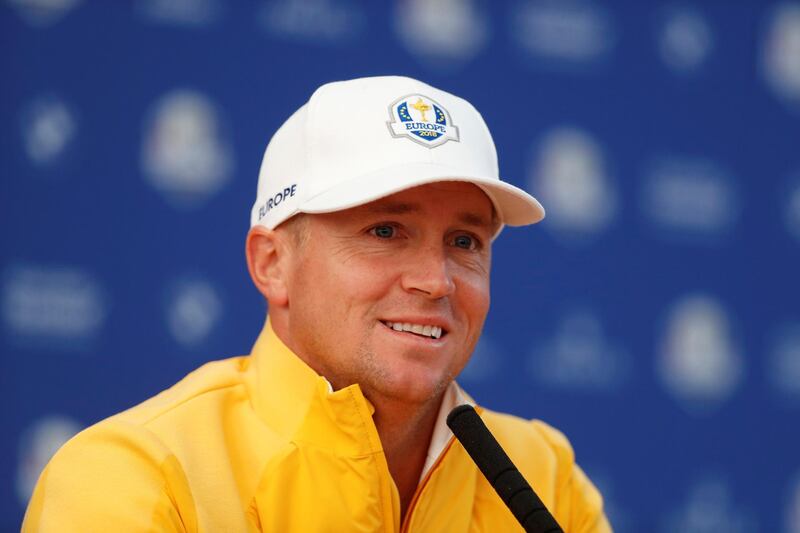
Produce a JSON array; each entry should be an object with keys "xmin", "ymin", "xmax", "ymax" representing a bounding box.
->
[{"xmin": 387, "ymin": 94, "xmax": 459, "ymax": 148}]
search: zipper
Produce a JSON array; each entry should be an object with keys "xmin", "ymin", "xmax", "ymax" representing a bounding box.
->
[{"xmin": 399, "ymin": 436, "xmax": 456, "ymax": 533}]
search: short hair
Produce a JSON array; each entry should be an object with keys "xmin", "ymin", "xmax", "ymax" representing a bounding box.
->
[{"xmin": 279, "ymin": 213, "xmax": 310, "ymax": 249}]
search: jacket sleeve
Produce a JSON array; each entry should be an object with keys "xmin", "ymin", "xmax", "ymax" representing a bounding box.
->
[
  {"xmin": 532, "ymin": 420, "xmax": 613, "ymax": 533},
  {"xmin": 22, "ymin": 419, "xmax": 196, "ymax": 533}
]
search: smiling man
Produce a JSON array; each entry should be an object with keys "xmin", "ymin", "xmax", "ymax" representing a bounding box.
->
[{"xmin": 24, "ymin": 77, "xmax": 611, "ymax": 532}]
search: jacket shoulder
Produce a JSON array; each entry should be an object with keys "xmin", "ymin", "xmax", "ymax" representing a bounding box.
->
[
  {"xmin": 114, "ymin": 355, "xmax": 250, "ymax": 427},
  {"xmin": 23, "ymin": 356, "xmax": 250, "ymax": 532},
  {"xmin": 23, "ymin": 415, "xmax": 197, "ymax": 532},
  {"xmin": 477, "ymin": 408, "xmax": 611, "ymax": 533},
  {"xmin": 479, "ymin": 408, "xmax": 575, "ymax": 468}
]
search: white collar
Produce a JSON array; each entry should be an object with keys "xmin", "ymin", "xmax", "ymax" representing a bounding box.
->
[{"xmin": 420, "ymin": 381, "xmax": 472, "ymax": 482}]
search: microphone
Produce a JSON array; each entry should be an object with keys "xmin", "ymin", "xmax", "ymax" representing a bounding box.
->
[{"xmin": 447, "ymin": 404, "xmax": 564, "ymax": 533}]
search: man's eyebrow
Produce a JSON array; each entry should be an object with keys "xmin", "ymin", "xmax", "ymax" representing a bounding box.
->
[
  {"xmin": 367, "ymin": 202, "xmax": 496, "ymax": 233},
  {"xmin": 364, "ymin": 202, "xmax": 494, "ymax": 231},
  {"xmin": 458, "ymin": 211, "xmax": 493, "ymax": 230},
  {"xmin": 365, "ymin": 202, "xmax": 421, "ymax": 215}
]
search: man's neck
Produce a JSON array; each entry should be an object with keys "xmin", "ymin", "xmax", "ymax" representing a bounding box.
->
[{"xmin": 370, "ymin": 395, "xmax": 442, "ymax": 521}]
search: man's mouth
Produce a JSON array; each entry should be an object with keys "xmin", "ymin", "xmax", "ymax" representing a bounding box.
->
[{"xmin": 380, "ymin": 320, "xmax": 444, "ymax": 339}]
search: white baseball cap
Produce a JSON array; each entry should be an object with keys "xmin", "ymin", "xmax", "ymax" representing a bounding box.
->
[{"xmin": 250, "ymin": 76, "xmax": 544, "ymax": 232}]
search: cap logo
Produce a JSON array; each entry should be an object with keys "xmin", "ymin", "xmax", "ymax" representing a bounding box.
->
[{"xmin": 387, "ymin": 94, "xmax": 460, "ymax": 148}]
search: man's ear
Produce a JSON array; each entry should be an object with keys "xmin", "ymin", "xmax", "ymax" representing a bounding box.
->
[{"xmin": 246, "ymin": 226, "xmax": 290, "ymax": 307}]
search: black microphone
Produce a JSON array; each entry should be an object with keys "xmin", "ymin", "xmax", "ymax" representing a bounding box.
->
[{"xmin": 447, "ymin": 404, "xmax": 564, "ymax": 533}]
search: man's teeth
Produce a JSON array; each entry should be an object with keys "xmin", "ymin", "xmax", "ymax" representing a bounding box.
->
[{"xmin": 384, "ymin": 321, "xmax": 443, "ymax": 339}]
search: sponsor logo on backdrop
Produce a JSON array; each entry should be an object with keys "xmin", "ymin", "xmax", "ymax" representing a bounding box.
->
[
  {"xmin": 785, "ymin": 176, "xmax": 800, "ymax": 241},
  {"xmin": 761, "ymin": 3, "xmax": 800, "ymax": 108},
  {"xmin": 657, "ymin": 6, "xmax": 713, "ymax": 74},
  {"xmin": 527, "ymin": 126, "xmax": 617, "ymax": 242},
  {"xmin": 164, "ymin": 276, "xmax": 222, "ymax": 349},
  {"xmin": 142, "ymin": 90, "xmax": 233, "ymax": 209},
  {"xmin": 387, "ymin": 94, "xmax": 460, "ymax": 148},
  {"xmin": 661, "ymin": 476, "xmax": 758, "ymax": 533},
  {"xmin": 641, "ymin": 156, "xmax": 738, "ymax": 242},
  {"xmin": 8, "ymin": 0, "xmax": 82, "ymax": 27},
  {"xmin": 510, "ymin": 0, "xmax": 615, "ymax": 69},
  {"xmin": 528, "ymin": 307, "xmax": 629, "ymax": 390},
  {"xmin": 393, "ymin": 0, "xmax": 488, "ymax": 70},
  {"xmin": 657, "ymin": 294, "xmax": 743, "ymax": 415},
  {"xmin": 258, "ymin": 0, "xmax": 365, "ymax": 44},
  {"xmin": 786, "ymin": 472, "xmax": 800, "ymax": 533},
  {"xmin": 16, "ymin": 416, "xmax": 82, "ymax": 506},
  {"xmin": 20, "ymin": 95, "xmax": 77, "ymax": 167},
  {"xmin": 1, "ymin": 264, "xmax": 107, "ymax": 351},
  {"xmin": 766, "ymin": 321, "xmax": 800, "ymax": 401},
  {"xmin": 137, "ymin": 0, "xmax": 221, "ymax": 26}
]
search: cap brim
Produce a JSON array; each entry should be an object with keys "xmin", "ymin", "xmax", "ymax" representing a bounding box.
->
[{"xmin": 299, "ymin": 162, "xmax": 545, "ymax": 226}]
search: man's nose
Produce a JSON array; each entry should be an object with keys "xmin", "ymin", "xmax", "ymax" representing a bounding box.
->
[{"xmin": 400, "ymin": 245, "xmax": 455, "ymax": 299}]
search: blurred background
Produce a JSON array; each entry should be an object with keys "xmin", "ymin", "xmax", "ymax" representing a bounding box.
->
[{"xmin": 2, "ymin": 0, "xmax": 800, "ymax": 531}]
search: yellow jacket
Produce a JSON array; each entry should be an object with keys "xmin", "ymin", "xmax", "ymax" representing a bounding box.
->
[{"xmin": 24, "ymin": 321, "xmax": 611, "ymax": 532}]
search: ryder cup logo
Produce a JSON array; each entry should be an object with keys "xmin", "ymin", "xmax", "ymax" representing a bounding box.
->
[{"xmin": 387, "ymin": 94, "xmax": 459, "ymax": 148}]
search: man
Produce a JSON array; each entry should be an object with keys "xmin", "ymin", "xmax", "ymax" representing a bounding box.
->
[{"xmin": 23, "ymin": 76, "xmax": 611, "ymax": 531}]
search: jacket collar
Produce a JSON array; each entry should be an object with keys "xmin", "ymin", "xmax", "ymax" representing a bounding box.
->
[
  {"xmin": 244, "ymin": 319, "xmax": 379, "ymax": 454},
  {"xmin": 244, "ymin": 318, "xmax": 473, "ymax": 472},
  {"xmin": 245, "ymin": 319, "xmax": 481, "ymax": 531}
]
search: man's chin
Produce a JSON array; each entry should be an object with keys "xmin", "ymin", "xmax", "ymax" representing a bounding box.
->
[
  {"xmin": 368, "ymin": 370, "xmax": 452, "ymax": 407},
  {"xmin": 354, "ymin": 346, "xmax": 462, "ymax": 405}
]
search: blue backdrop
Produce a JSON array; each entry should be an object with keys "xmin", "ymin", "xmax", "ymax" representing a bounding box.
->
[{"xmin": 3, "ymin": 1, "xmax": 800, "ymax": 531}]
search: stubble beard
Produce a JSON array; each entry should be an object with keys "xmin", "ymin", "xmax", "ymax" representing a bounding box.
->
[{"xmin": 355, "ymin": 334, "xmax": 456, "ymax": 408}]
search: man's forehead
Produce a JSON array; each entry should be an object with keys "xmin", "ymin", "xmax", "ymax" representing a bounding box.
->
[
  {"xmin": 363, "ymin": 200, "xmax": 493, "ymax": 230},
  {"xmin": 359, "ymin": 183, "xmax": 496, "ymax": 230}
]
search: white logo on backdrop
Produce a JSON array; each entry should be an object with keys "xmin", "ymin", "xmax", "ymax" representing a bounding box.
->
[
  {"xmin": 165, "ymin": 277, "xmax": 222, "ymax": 349},
  {"xmin": 459, "ymin": 333, "xmax": 503, "ymax": 384},
  {"xmin": 393, "ymin": 0, "xmax": 489, "ymax": 70},
  {"xmin": 657, "ymin": 294, "xmax": 743, "ymax": 415},
  {"xmin": 7, "ymin": 0, "xmax": 81, "ymax": 27},
  {"xmin": 16, "ymin": 415, "xmax": 82, "ymax": 506},
  {"xmin": 528, "ymin": 308, "xmax": 628, "ymax": 390},
  {"xmin": 785, "ymin": 177, "xmax": 800, "ymax": 241},
  {"xmin": 657, "ymin": 6, "xmax": 713, "ymax": 73},
  {"xmin": 137, "ymin": 0, "xmax": 221, "ymax": 26},
  {"xmin": 786, "ymin": 472, "xmax": 800, "ymax": 533},
  {"xmin": 20, "ymin": 95, "xmax": 77, "ymax": 167},
  {"xmin": 766, "ymin": 321, "xmax": 800, "ymax": 401},
  {"xmin": 527, "ymin": 127, "xmax": 617, "ymax": 241},
  {"xmin": 1, "ymin": 264, "xmax": 107, "ymax": 350},
  {"xmin": 510, "ymin": 0, "xmax": 615, "ymax": 68},
  {"xmin": 258, "ymin": 0, "xmax": 365, "ymax": 44},
  {"xmin": 761, "ymin": 3, "xmax": 800, "ymax": 108},
  {"xmin": 142, "ymin": 90, "xmax": 233, "ymax": 208},
  {"xmin": 661, "ymin": 476, "xmax": 758, "ymax": 533},
  {"xmin": 641, "ymin": 157, "xmax": 738, "ymax": 240}
]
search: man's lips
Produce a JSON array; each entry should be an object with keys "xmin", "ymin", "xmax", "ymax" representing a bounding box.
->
[{"xmin": 379, "ymin": 319, "xmax": 449, "ymax": 340}]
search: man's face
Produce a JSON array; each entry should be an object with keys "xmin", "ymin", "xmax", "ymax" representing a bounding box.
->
[{"xmin": 281, "ymin": 181, "xmax": 494, "ymax": 405}]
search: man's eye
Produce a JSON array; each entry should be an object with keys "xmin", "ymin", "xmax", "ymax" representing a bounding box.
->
[
  {"xmin": 371, "ymin": 225, "xmax": 395, "ymax": 239},
  {"xmin": 453, "ymin": 234, "xmax": 477, "ymax": 250}
]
